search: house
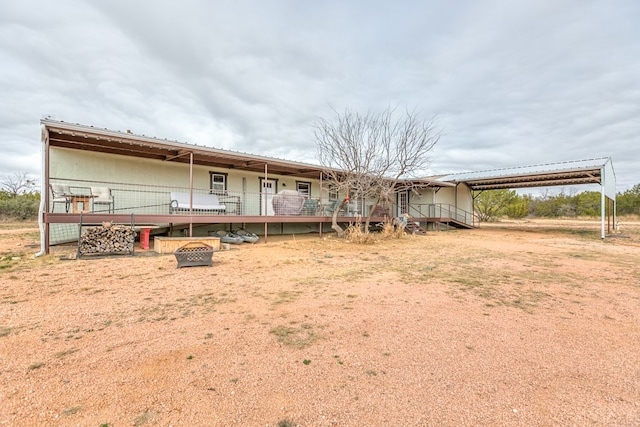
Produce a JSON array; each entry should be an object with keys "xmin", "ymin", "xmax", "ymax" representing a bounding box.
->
[
  {"xmin": 37, "ymin": 119, "xmax": 616, "ymax": 253},
  {"xmin": 39, "ymin": 119, "xmax": 474, "ymax": 252}
]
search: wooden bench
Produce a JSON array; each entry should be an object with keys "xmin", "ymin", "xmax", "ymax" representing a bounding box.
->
[
  {"xmin": 154, "ymin": 236, "xmax": 221, "ymax": 254},
  {"xmin": 170, "ymin": 192, "xmax": 226, "ymax": 214}
]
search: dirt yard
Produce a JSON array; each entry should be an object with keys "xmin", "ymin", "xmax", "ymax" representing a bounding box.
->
[{"xmin": 1, "ymin": 218, "xmax": 639, "ymax": 426}]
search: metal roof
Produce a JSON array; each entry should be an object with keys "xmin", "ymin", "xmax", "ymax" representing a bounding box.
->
[
  {"xmin": 41, "ymin": 120, "xmax": 613, "ymax": 193},
  {"xmin": 42, "ymin": 119, "xmax": 328, "ymax": 179},
  {"xmin": 437, "ymin": 158, "xmax": 613, "ymax": 191},
  {"xmin": 41, "ymin": 119, "xmax": 456, "ymax": 187}
]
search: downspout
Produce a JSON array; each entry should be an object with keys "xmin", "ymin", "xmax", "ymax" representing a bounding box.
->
[{"xmin": 35, "ymin": 124, "xmax": 48, "ymax": 257}]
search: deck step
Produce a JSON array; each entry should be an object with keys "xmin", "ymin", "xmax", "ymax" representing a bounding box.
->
[{"xmin": 405, "ymin": 222, "xmax": 427, "ymax": 234}]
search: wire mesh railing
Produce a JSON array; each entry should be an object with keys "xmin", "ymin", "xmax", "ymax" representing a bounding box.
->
[
  {"xmin": 46, "ymin": 179, "xmax": 474, "ymax": 226},
  {"xmin": 46, "ymin": 178, "xmax": 367, "ymax": 218},
  {"xmin": 408, "ymin": 203, "xmax": 474, "ymax": 226}
]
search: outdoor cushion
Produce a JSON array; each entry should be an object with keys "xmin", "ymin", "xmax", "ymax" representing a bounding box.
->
[{"xmin": 170, "ymin": 192, "xmax": 226, "ymax": 211}]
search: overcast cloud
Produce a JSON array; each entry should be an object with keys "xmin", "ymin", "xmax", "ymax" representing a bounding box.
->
[{"xmin": 1, "ymin": 0, "xmax": 638, "ymax": 192}]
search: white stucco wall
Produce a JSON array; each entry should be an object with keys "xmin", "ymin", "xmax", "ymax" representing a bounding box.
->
[
  {"xmin": 455, "ymin": 183, "xmax": 474, "ymax": 213},
  {"xmin": 50, "ymin": 148, "xmax": 340, "ymax": 216},
  {"xmin": 52, "ymin": 148, "xmax": 227, "ymax": 188},
  {"xmin": 435, "ymin": 187, "xmax": 457, "ymax": 205},
  {"xmin": 49, "ymin": 147, "xmax": 427, "ymax": 220}
]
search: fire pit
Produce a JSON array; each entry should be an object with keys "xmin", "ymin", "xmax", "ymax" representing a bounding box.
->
[{"xmin": 174, "ymin": 242, "xmax": 214, "ymax": 268}]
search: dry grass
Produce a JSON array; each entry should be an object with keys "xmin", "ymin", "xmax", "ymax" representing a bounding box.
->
[
  {"xmin": 345, "ymin": 220, "xmax": 405, "ymax": 243},
  {"xmin": 1, "ymin": 219, "xmax": 639, "ymax": 426}
]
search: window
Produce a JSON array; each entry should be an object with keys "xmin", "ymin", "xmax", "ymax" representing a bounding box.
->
[
  {"xmin": 209, "ymin": 172, "xmax": 228, "ymax": 194},
  {"xmin": 296, "ymin": 181, "xmax": 311, "ymax": 197},
  {"xmin": 328, "ymin": 184, "xmax": 338, "ymax": 201}
]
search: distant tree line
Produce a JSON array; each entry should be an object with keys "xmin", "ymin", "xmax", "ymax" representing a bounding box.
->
[
  {"xmin": 474, "ymin": 184, "xmax": 640, "ymax": 222},
  {"xmin": 1, "ymin": 169, "xmax": 639, "ymax": 223},
  {"xmin": 0, "ymin": 172, "xmax": 40, "ymax": 220}
]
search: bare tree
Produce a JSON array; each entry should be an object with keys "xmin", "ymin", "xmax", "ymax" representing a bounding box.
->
[
  {"xmin": 314, "ymin": 106, "xmax": 440, "ymax": 235},
  {"xmin": 1, "ymin": 172, "xmax": 38, "ymax": 197}
]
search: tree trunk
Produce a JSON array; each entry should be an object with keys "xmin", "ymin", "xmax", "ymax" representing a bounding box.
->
[
  {"xmin": 331, "ymin": 199, "xmax": 347, "ymax": 236},
  {"xmin": 363, "ymin": 196, "xmax": 382, "ymax": 232}
]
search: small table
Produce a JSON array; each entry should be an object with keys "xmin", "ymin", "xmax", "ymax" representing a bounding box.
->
[{"xmin": 71, "ymin": 195, "xmax": 95, "ymax": 213}]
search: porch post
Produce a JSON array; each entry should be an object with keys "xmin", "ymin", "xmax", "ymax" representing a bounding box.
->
[
  {"xmin": 600, "ymin": 179, "xmax": 605, "ymax": 239},
  {"xmin": 264, "ymin": 163, "xmax": 268, "ymax": 243},
  {"xmin": 189, "ymin": 152, "xmax": 193, "ymax": 237},
  {"xmin": 319, "ymin": 172, "xmax": 323, "ymax": 237},
  {"xmin": 608, "ymin": 198, "xmax": 612, "ymax": 234}
]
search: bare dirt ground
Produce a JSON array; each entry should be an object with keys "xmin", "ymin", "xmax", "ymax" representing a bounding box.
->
[{"xmin": 1, "ymin": 218, "xmax": 639, "ymax": 426}]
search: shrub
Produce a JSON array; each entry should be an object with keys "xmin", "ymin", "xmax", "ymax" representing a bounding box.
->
[
  {"xmin": 0, "ymin": 193, "xmax": 40, "ymax": 220},
  {"xmin": 345, "ymin": 222, "xmax": 377, "ymax": 244},
  {"xmin": 379, "ymin": 221, "xmax": 405, "ymax": 239}
]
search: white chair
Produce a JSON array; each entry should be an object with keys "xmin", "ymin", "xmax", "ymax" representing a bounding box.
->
[
  {"xmin": 50, "ymin": 183, "xmax": 72, "ymax": 213},
  {"xmin": 91, "ymin": 187, "xmax": 114, "ymax": 213}
]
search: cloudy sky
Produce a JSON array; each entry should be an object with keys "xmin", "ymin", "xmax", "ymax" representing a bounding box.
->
[{"xmin": 1, "ymin": 0, "xmax": 638, "ymax": 192}]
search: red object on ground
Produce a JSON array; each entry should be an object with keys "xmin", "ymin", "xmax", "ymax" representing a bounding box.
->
[{"xmin": 139, "ymin": 228, "xmax": 151, "ymax": 250}]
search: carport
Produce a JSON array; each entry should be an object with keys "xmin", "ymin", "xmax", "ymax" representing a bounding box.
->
[{"xmin": 437, "ymin": 158, "xmax": 616, "ymax": 238}]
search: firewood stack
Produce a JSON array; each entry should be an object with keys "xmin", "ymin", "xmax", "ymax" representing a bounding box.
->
[{"xmin": 78, "ymin": 222, "xmax": 136, "ymax": 255}]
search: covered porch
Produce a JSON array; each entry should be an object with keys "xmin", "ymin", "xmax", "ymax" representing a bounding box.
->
[
  {"xmin": 40, "ymin": 120, "xmax": 472, "ymax": 252},
  {"xmin": 44, "ymin": 177, "xmax": 472, "ymax": 248}
]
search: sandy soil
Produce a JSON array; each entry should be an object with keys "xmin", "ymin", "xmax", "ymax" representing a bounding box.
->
[{"xmin": 1, "ymin": 219, "xmax": 639, "ymax": 426}]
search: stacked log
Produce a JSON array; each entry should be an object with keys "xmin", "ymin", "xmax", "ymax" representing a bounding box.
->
[{"xmin": 78, "ymin": 222, "xmax": 136, "ymax": 255}]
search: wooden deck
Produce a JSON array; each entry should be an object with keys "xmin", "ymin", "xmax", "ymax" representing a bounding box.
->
[{"xmin": 45, "ymin": 212, "xmax": 473, "ymax": 229}]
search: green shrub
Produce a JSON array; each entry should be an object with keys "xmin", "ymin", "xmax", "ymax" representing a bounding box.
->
[{"xmin": 0, "ymin": 194, "xmax": 40, "ymax": 220}]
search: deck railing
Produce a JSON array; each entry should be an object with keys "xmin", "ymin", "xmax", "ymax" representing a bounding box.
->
[
  {"xmin": 46, "ymin": 179, "xmax": 474, "ymax": 227},
  {"xmin": 45, "ymin": 179, "xmax": 475, "ymax": 245},
  {"xmin": 46, "ymin": 178, "xmax": 364, "ymax": 217},
  {"xmin": 408, "ymin": 203, "xmax": 474, "ymax": 226}
]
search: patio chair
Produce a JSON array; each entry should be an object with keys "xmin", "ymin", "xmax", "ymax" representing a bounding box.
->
[
  {"xmin": 301, "ymin": 198, "xmax": 319, "ymax": 216},
  {"xmin": 322, "ymin": 200, "xmax": 342, "ymax": 216},
  {"xmin": 49, "ymin": 183, "xmax": 72, "ymax": 213},
  {"xmin": 91, "ymin": 187, "xmax": 115, "ymax": 213}
]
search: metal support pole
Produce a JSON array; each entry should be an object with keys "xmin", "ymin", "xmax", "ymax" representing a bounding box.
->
[
  {"xmin": 264, "ymin": 163, "xmax": 268, "ymax": 243},
  {"xmin": 189, "ymin": 152, "xmax": 193, "ymax": 237},
  {"xmin": 319, "ymin": 171, "xmax": 323, "ymax": 237},
  {"xmin": 600, "ymin": 180, "xmax": 605, "ymax": 239}
]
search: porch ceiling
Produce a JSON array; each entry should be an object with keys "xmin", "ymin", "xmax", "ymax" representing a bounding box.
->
[
  {"xmin": 44, "ymin": 120, "xmax": 326, "ymax": 179},
  {"xmin": 42, "ymin": 119, "xmax": 463, "ymax": 188}
]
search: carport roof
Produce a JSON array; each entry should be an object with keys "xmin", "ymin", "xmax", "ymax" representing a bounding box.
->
[{"xmin": 437, "ymin": 158, "xmax": 612, "ymax": 191}]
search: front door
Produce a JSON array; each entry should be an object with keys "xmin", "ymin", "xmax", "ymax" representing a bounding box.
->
[
  {"xmin": 261, "ymin": 179, "xmax": 276, "ymax": 216},
  {"xmin": 397, "ymin": 191, "xmax": 409, "ymax": 217}
]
